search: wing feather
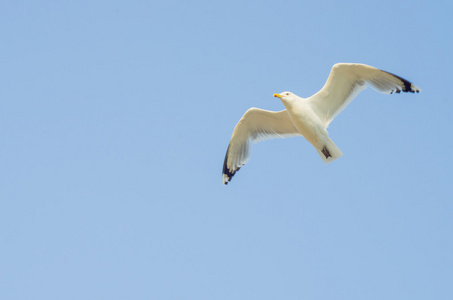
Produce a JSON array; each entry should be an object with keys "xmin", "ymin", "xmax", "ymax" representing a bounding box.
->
[
  {"xmin": 222, "ymin": 108, "xmax": 301, "ymax": 185},
  {"xmin": 308, "ymin": 63, "xmax": 421, "ymax": 126}
]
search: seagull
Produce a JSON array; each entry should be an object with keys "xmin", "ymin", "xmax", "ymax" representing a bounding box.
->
[{"xmin": 222, "ymin": 63, "xmax": 421, "ymax": 185}]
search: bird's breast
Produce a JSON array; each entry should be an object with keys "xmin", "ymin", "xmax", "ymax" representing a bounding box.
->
[{"xmin": 285, "ymin": 102, "xmax": 326, "ymax": 145}]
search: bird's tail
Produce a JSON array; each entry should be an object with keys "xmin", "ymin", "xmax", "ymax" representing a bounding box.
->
[{"xmin": 316, "ymin": 138, "xmax": 343, "ymax": 164}]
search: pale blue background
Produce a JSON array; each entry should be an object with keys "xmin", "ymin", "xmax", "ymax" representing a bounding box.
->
[{"xmin": 1, "ymin": 0, "xmax": 452, "ymax": 299}]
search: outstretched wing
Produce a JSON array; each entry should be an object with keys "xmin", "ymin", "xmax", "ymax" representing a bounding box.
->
[
  {"xmin": 222, "ymin": 108, "xmax": 301, "ymax": 185},
  {"xmin": 308, "ymin": 63, "xmax": 421, "ymax": 126}
]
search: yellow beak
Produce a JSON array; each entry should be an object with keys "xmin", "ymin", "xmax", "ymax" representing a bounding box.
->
[{"xmin": 273, "ymin": 93, "xmax": 282, "ymax": 98}]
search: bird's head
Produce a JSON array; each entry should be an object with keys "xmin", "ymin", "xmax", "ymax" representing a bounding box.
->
[{"xmin": 273, "ymin": 91, "xmax": 297, "ymax": 102}]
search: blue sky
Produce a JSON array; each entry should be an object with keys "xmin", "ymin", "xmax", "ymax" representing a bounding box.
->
[{"xmin": 1, "ymin": 0, "xmax": 452, "ymax": 299}]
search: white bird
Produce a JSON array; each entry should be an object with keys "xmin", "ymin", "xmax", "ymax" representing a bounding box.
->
[{"xmin": 222, "ymin": 63, "xmax": 421, "ymax": 185}]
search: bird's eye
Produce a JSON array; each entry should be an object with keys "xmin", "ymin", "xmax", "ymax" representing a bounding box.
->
[{"xmin": 286, "ymin": 93, "xmax": 289, "ymax": 95}]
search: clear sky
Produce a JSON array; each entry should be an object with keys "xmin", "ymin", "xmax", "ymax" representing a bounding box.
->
[{"xmin": 1, "ymin": 0, "xmax": 452, "ymax": 299}]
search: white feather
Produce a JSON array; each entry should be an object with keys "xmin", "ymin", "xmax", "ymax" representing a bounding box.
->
[
  {"xmin": 308, "ymin": 63, "xmax": 421, "ymax": 126},
  {"xmin": 222, "ymin": 108, "xmax": 301, "ymax": 184}
]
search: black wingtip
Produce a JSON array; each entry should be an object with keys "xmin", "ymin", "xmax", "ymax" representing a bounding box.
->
[
  {"xmin": 222, "ymin": 145, "xmax": 240, "ymax": 185},
  {"xmin": 384, "ymin": 70, "xmax": 420, "ymax": 93},
  {"xmin": 399, "ymin": 76, "xmax": 414, "ymax": 93}
]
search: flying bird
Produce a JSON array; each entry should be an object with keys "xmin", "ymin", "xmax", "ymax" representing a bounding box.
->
[{"xmin": 222, "ymin": 63, "xmax": 421, "ymax": 185}]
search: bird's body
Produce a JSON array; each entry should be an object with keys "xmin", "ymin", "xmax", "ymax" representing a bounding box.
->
[
  {"xmin": 281, "ymin": 96, "xmax": 327, "ymax": 150},
  {"xmin": 222, "ymin": 63, "xmax": 421, "ymax": 185},
  {"xmin": 279, "ymin": 92, "xmax": 343, "ymax": 164}
]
